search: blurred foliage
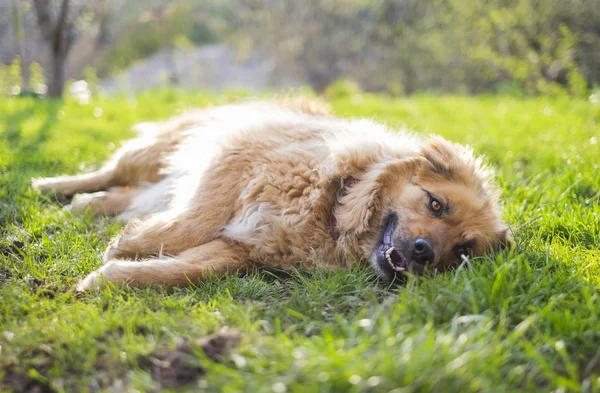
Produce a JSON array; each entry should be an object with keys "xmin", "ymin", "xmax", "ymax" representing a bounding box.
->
[
  {"xmin": 2, "ymin": 0, "xmax": 598, "ymax": 95},
  {"xmin": 324, "ymin": 79, "xmax": 363, "ymax": 100},
  {"xmin": 9, "ymin": 57, "xmax": 22, "ymax": 89},
  {"xmin": 29, "ymin": 61, "xmax": 45, "ymax": 88},
  {"xmin": 0, "ymin": 65, "xmax": 9, "ymax": 95},
  {"xmin": 0, "ymin": 59, "xmax": 46, "ymax": 97},
  {"xmin": 100, "ymin": 2, "xmax": 228, "ymax": 76},
  {"xmin": 0, "ymin": 59, "xmax": 45, "ymax": 97},
  {"xmin": 82, "ymin": 66, "xmax": 100, "ymax": 94},
  {"xmin": 0, "ymin": 57, "xmax": 25, "ymax": 95},
  {"xmin": 229, "ymin": 0, "xmax": 600, "ymax": 95},
  {"xmin": 447, "ymin": 0, "xmax": 595, "ymax": 96}
]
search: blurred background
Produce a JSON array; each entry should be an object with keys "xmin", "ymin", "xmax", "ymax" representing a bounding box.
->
[{"xmin": 0, "ymin": 0, "xmax": 599, "ymax": 99}]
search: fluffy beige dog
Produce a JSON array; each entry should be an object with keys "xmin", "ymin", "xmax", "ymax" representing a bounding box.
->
[{"xmin": 32, "ymin": 99, "xmax": 511, "ymax": 290}]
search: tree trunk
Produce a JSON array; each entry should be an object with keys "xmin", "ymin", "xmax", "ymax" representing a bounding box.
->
[
  {"xmin": 12, "ymin": 0, "xmax": 29, "ymax": 90},
  {"xmin": 48, "ymin": 48, "xmax": 67, "ymax": 98},
  {"xmin": 166, "ymin": 46, "xmax": 179, "ymax": 85},
  {"xmin": 21, "ymin": 60, "xmax": 30, "ymax": 91},
  {"xmin": 33, "ymin": 0, "xmax": 72, "ymax": 99}
]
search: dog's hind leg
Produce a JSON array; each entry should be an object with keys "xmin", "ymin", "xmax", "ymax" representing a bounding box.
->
[
  {"xmin": 77, "ymin": 239, "xmax": 248, "ymax": 290},
  {"xmin": 103, "ymin": 207, "xmax": 226, "ymax": 262},
  {"xmin": 31, "ymin": 142, "xmax": 165, "ymax": 196},
  {"xmin": 32, "ymin": 167, "xmax": 117, "ymax": 197},
  {"xmin": 67, "ymin": 177, "xmax": 172, "ymax": 221},
  {"xmin": 32, "ymin": 125, "xmax": 183, "ymax": 196},
  {"xmin": 103, "ymin": 158, "xmax": 245, "ymax": 261}
]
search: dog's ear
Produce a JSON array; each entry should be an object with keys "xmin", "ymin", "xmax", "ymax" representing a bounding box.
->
[
  {"xmin": 419, "ymin": 137, "xmax": 486, "ymax": 185},
  {"xmin": 335, "ymin": 156, "xmax": 425, "ymax": 235},
  {"xmin": 420, "ymin": 137, "xmax": 458, "ymax": 178},
  {"xmin": 493, "ymin": 226, "xmax": 514, "ymax": 251}
]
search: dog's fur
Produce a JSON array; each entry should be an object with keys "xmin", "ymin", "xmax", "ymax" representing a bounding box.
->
[{"xmin": 32, "ymin": 99, "xmax": 511, "ymax": 290}]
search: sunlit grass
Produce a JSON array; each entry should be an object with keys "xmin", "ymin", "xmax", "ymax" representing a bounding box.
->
[{"xmin": 1, "ymin": 91, "xmax": 599, "ymax": 392}]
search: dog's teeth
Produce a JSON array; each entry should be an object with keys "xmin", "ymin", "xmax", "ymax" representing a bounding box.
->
[{"xmin": 384, "ymin": 247, "xmax": 406, "ymax": 272}]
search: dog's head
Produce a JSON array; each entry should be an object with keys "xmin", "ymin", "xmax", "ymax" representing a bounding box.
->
[{"xmin": 335, "ymin": 136, "xmax": 512, "ymax": 283}]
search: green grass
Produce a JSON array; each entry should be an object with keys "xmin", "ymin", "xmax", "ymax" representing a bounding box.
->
[{"xmin": 1, "ymin": 90, "xmax": 599, "ymax": 392}]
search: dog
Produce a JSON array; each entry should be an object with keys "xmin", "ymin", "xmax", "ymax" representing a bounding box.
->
[{"xmin": 32, "ymin": 99, "xmax": 512, "ymax": 291}]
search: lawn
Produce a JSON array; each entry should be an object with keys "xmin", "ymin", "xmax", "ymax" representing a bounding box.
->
[{"xmin": 1, "ymin": 90, "xmax": 599, "ymax": 393}]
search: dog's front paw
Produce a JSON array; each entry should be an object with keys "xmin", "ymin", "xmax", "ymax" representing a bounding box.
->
[{"xmin": 76, "ymin": 261, "xmax": 135, "ymax": 292}]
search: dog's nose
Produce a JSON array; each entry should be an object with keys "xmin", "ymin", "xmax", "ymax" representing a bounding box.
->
[{"xmin": 413, "ymin": 238, "xmax": 435, "ymax": 265}]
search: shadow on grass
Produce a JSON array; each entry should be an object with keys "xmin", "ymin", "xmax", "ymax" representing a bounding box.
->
[
  {"xmin": 0, "ymin": 99, "xmax": 64, "ymax": 229},
  {"xmin": 2, "ymin": 99, "xmax": 62, "ymax": 157}
]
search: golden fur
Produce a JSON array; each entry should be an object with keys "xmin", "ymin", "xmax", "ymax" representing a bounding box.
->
[{"xmin": 32, "ymin": 99, "xmax": 511, "ymax": 290}]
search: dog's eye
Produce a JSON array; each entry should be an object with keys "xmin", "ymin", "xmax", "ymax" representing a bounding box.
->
[{"xmin": 429, "ymin": 197, "xmax": 443, "ymax": 216}]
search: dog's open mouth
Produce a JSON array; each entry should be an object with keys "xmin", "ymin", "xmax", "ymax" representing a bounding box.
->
[
  {"xmin": 384, "ymin": 246, "xmax": 407, "ymax": 271},
  {"xmin": 376, "ymin": 213, "xmax": 409, "ymax": 273}
]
